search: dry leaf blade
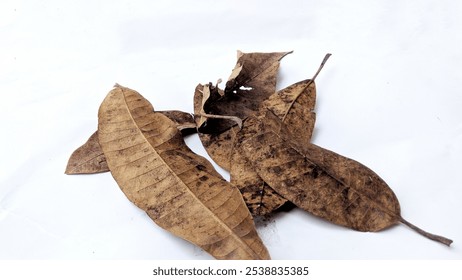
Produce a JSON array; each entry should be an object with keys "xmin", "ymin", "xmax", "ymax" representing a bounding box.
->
[
  {"xmin": 97, "ymin": 85, "xmax": 270, "ymax": 259},
  {"xmin": 237, "ymin": 110, "xmax": 452, "ymax": 245}
]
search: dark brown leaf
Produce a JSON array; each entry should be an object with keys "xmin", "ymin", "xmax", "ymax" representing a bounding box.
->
[
  {"xmin": 193, "ymin": 51, "xmax": 312, "ymax": 171},
  {"xmin": 194, "ymin": 84, "xmax": 240, "ymax": 171},
  {"xmin": 196, "ymin": 50, "xmax": 292, "ymax": 134},
  {"xmin": 229, "ymin": 53, "xmax": 329, "ymax": 216},
  {"xmin": 193, "ymin": 51, "xmax": 319, "ymax": 215},
  {"xmin": 236, "ymin": 109, "xmax": 452, "ymax": 245},
  {"xmin": 230, "ymin": 79, "xmax": 318, "ymax": 215},
  {"xmin": 98, "ymin": 85, "xmax": 270, "ymax": 259}
]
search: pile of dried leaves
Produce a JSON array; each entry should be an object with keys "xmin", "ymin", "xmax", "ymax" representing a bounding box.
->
[{"xmin": 66, "ymin": 51, "xmax": 452, "ymax": 260}]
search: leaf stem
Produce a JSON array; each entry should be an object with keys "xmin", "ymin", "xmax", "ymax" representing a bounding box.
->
[
  {"xmin": 282, "ymin": 53, "xmax": 332, "ymax": 122},
  {"xmin": 199, "ymin": 113, "xmax": 243, "ymax": 129},
  {"xmin": 400, "ymin": 217, "xmax": 453, "ymax": 246}
]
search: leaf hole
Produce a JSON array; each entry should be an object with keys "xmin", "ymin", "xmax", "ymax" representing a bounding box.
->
[{"xmin": 239, "ymin": 86, "xmax": 253, "ymax": 91}]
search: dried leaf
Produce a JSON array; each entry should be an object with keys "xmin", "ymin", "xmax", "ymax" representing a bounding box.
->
[
  {"xmin": 197, "ymin": 50, "xmax": 292, "ymax": 134},
  {"xmin": 194, "ymin": 51, "xmax": 292, "ymax": 169},
  {"xmin": 236, "ymin": 109, "xmax": 452, "ymax": 246},
  {"xmin": 230, "ymin": 79, "xmax": 317, "ymax": 215},
  {"xmin": 156, "ymin": 110, "xmax": 197, "ymax": 133},
  {"xmin": 229, "ymin": 55, "xmax": 326, "ymax": 215},
  {"xmin": 193, "ymin": 51, "xmax": 318, "ymax": 215},
  {"xmin": 65, "ymin": 110, "xmax": 196, "ymax": 175},
  {"xmin": 65, "ymin": 131, "xmax": 108, "ymax": 174},
  {"xmin": 230, "ymin": 150, "xmax": 288, "ymax": 216},
  {"xmin": 194, "ymin": 84, "xmax": 241, "ymax": 171},
  {"xmin": 97, "ymin": 85, "xmax": 270, "ymax": 259}
]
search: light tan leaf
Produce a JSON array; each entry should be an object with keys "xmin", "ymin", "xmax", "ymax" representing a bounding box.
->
[{"xmin": 97, "ymin": 85, "xmax": 270, "ymax": 259}]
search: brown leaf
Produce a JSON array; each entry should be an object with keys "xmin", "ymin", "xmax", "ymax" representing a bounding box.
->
[
  {"xmin": 229, "ymin": 53, "xmax": 328, "ymax": 216},
  {"xmin": 65, "ymin": 131, "xmax": 109, "ymax": 174},
  {"xmin": 230, "ymin": 79, "xmax": 318, "ymax": 215},
  {"xmin": 194, "ymin": 84, "xmax": 241, "ymax": 171},
  {"xmin": 97, "ymin": 85, "xmax": 270, "ymax": 259},
  {"xmin": 196, "ymin": 50, "xmax": 292, "ymax": 134},
  {"xmin": 194, "ymin": 51, "xmax": 295, "ymax": 170},
  {"xmin": 65, "ymin": 110, "xmax": 196, "ymax": 175},
  {"xmin": 192, "ymin": 51, "xmax": 318, "ymax": 215},
  {"xmin": 230, "ymin": 149, "xmax": 288, "ymax": 216},
  {"xmin": 236, "ymin": 109, "xmax": 452, "ymax": 246},
  {"xmin": 156, "ymin": 110, "xmax": 197, "ymax": 133}
]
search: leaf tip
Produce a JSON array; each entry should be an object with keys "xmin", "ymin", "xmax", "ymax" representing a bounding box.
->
[{"xmin": 283, "ymin": 50, "xmax": 294, "ymax": 57}]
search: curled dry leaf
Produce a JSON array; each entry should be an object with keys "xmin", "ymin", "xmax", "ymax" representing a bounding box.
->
[
  {"xmin": 196, "ymin": 50, "xmax": 292, "ymax": 134},
  {"xmin": 65, "ymin": 110, "xmax": 196, "ymax": 175},
  {"xmin": 193, "ymin": 51, "xmax": 320, "ymax": 215},
  {"xmin": 194, "ymin": 51, "xmax": 292, "ymax": 170},
  {"xmin": 97, "ymin": 85, "xmax": 270, "ymax": 259},
  {"xmin": 202, "ymin": 51, "xmax": 291, "ymax": 134},
  {"xmin": 194, "ymin": 83, "xmax": 240, "ymax": 171},
  {"xmin": 236, "ymin": 109, "xmax": 452, "ymax": 246}
]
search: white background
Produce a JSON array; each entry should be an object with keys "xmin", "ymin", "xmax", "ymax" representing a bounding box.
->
[{"xmin": 1, "ymin": 0, "xmax": 461, "ymax": 260}]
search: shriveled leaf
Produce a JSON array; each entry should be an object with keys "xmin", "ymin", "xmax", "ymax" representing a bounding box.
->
[
  {"xmin": 97, "ymin": 85, "xmax": 270, "ymax": 259},
  {"xmin": 192, "ymin": 51, "xmax": 319, "ymax": 215},
  {"xmin": 237, "ymin": 110, "xmax": 452, "ymax": 246},
  {"xmin": 194, "ymin": 84, "xmax": 241, "ymax": 171},
  {"xmin": 195, "ymin": 82, "xmax": 243, "ymax": 130},
  {"xmin": 65, "ymin": 110, "xmax": 196, "ymax": 175},
  {"xmin": 193, "ymin": 51, "xmax": 303, "ymax": 170},
  {"xmin": 65, "ymin": 131, "xmax": 108, "ymax": 174},
  {"xmin": 196, "ymin": 51, "xmax": 292, "ymax": 134},
  {"xmin": 224, "ymin": 50, "xmax": 292, "ymax": 96}
]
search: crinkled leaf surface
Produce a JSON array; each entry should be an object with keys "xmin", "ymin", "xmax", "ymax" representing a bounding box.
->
[
  {"xmin": 65, "ymin": 110, "xmax": 196, "ymax": 175},
  {"xmin": 97, "ymin": 85, "xmax": 270, "ymax": 259}
]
